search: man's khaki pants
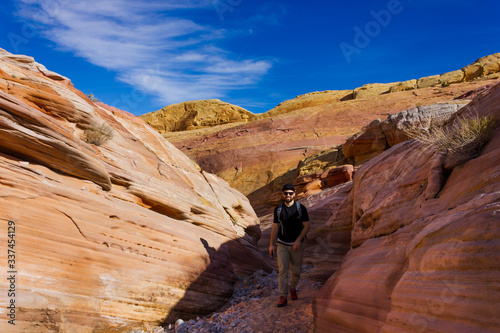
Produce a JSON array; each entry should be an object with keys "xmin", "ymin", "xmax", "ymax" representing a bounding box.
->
[{"xmin": 277, "ymin": 242, "xmax": 305, "ymax": 297}]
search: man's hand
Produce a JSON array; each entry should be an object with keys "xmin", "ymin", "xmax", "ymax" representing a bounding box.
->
[
  {"xmin": 269, "ymin": 244, "xmax": 276, "ymax": 257},
  {"xmin": 293, "ymin": 221, "xmax": 309, "ymax": 251}
]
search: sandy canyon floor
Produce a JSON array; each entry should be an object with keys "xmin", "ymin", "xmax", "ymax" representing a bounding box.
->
[{"xmin": 134, "ymin": 268, "xmax": 322, "ymax": 333}]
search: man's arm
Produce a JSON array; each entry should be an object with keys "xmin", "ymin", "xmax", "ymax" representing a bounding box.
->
[
  {"xmin": 269, "ymin": 223, "xmax": 279, "ymax": 257},
  {"xmin": 292, "ymin": 221, "xmax": 310, "ymax": 251}
]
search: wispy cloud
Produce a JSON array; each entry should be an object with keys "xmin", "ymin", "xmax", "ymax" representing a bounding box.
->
[{"xmin": 14, "ymin": 0, "xmax": 272, "ymax": 107}]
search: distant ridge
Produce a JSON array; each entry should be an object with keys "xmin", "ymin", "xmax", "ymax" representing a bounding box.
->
[
  {"xmin": 260, "ymin": 53, "xmax": 500, "ymax": 118},
  {"xmin": 141, "ymin": 53, "xmax": 500, "ymax": 132}
]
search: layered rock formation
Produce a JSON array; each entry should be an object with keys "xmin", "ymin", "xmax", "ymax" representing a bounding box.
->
[
  {"xmin": 296, "ymin": 147, "xmax": 346, "ymax": 177},
  {"xmin": 142, "ymin": 55, "xmax": 500, "ymax": 129},
  {"xmin": 0, "ymin": 48, "xmax": 271, "ymax": 332},
  {"xmin": 140, "ymin": 54, "xmax": 500, "ymax": 212},
  {"xmin": 260, "ymin": 54, "xmax": 500, "ymax": 117},
  {"xmin": 140, "ymin": 99, "xmax": 256, "ymax": 133},
  {"xmin": 255, "ymin": 98, "xmax": 481, "ymax": 284},
  {"xmin": 314, "ymin": 82, "xmax": 500, "ymax": 332},
  {"xmin": 164, "ymin": 78, "xmax": 499, "ymax": 212},
  {"xmin": 342, "ymin": 101, "xmax": 469, "ymax": 164},
  {"xmin": 261, "ymin": 90, "xmax": 354, "ymax": 118}
]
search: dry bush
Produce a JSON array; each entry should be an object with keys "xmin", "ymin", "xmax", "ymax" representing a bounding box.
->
[
  {"xmin": 86, "ymin": 93, "xmax": 101, "ymax": 102},
  {"xmin": 83, "ymin": 123, "xmax": 114, "ymax": 146},
  {"xmin": 406, "ymin": 114, "xmax": 496, "ymax": 168}
]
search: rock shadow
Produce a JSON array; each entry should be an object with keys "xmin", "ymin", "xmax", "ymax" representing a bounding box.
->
[{"xmin": 162, "ymin": 234, "xmax": 272, "ymax": 326}]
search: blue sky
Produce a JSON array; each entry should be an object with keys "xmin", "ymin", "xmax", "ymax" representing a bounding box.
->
[{"xmin": 1, "ymin": 0, "xmax": 499, "ymax": 115}]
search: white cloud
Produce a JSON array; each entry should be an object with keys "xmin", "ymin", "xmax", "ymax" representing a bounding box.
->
[{"xmin": 14, "ymin": 0, "xmax": 272, "ymax": 107}]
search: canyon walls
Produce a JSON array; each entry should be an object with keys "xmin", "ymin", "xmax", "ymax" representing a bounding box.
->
[
  {"xmin": 0, "ymin": 48, "xmax": 271, "ymax": 333},
  {"xmin": 314, "ymin": 83, "xmax": 500, "ymax": 332},
  {"xmin": 149, "ymin": 53, "xmax": 500, "ymax": 212},
  {"xmin": 2, "ymin": 46, "xmax": 499, "ymax": 333}
]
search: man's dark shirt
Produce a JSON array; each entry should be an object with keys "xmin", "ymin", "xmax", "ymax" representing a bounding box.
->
[{"xmin": 273, "ymin": 202, "xmax": 309, "ymax": 245}]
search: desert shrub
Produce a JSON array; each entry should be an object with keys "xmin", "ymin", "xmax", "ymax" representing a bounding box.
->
[
  {"xmin": 86, "ymin": 93, "xmax": 100, "ymax": 102},
  {"xmin": 406, "ymin": 114, "xmax": 496, "ymax": 167},
  {"xmin": 83, "ymin": 123, "xmax": 114, "ymax": 146}
]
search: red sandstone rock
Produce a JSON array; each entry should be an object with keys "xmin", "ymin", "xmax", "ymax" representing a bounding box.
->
[
  {"xmin": 342, "ymin": 119, "xmax": 387, "ymax": 163},
  {"xmin": 163, "ymin": 80, "xmax": 499, "ymax": 212},
  {"xmin": 293, "ymin": 165, "xmax": 354, "ymax": 200},
  {"xmin": 342, "ymin": 101, "xmax": 469, "ymax": 165},
  {"xmin": 303, "ymin": 178, "xmax": 323, "ymax": 193},
  {"xmin": 143, "ymin": 55, "xmax": 500, "ymax": 213},
  {"xmin": 0, "ymin": 48, "xmax": 271, "ymax": 332},
  {"xmin": 321, "ymin": 165, "xmax": 354, "ymax": 188},
  {"xmin": 300, "ymin": 183, "xmax": 353, "ymax": 282},
  {"xmin": 314, "ymin": 82, "xmax": 500, "ymax": 332}
]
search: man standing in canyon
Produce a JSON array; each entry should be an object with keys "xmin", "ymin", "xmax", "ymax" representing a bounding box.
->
[{"xmin": 269, "ymin": 184, "xmax": 310, "ymax": 307}]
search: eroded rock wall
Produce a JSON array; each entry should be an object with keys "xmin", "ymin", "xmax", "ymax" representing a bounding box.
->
[
  {"xmin": 0, "ymin": 48, "xmax": 271, "ymax": 332},
  {"xmin": 142, "ymin": 54, "xmax": 500, "ymax": 212},
  {"xmin": 342, "ymin": 101, "xmax": 470, "ymax": 165},
  {"xmin": 164, "ymin": 80, "xmax": 500, "ymax": 213},
  {"xmin": 314, "ymin": 83, "xmax": 500, "ymax": 332}
]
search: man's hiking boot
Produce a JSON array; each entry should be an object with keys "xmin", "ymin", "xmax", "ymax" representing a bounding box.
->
[
  {"xmin": 290, "ymin": 287, "xmax": 298, "ymax": 300},
  {"xmin": 277, "ymin": 296, "xmax": 287, "ymax": 307}
]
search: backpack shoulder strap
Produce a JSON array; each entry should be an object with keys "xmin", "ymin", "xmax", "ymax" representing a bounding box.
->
[
  {"xmin": 296, "ymin": 201, "xmax": 302, "ymax": 220},
  {"xmin": 277, "ymin": 202, "xmax": 283, "ymax": 223}
]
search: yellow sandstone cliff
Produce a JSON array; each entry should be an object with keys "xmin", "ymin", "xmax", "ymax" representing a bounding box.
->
[{"xmin": 140, "ymin": 99, "xmax": 257, "ymax": 133}]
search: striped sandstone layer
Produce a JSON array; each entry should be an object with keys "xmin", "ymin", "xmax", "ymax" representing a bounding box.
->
[
  {"xmin": 0, "ymin": 48, "xmax": 271, "ymax": 332},
  {"xmin": 164, "ymin": 78, "xmax": 499, "ymax": 212},
  {"xmin": 149, "ymin": 54, "xmax": 500, "ymax": 212},
  {"xmin": 314, "ymin": 83, "xmax": 500, "ymax": 332}
]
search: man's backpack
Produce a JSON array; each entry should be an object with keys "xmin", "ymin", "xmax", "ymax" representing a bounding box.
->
[
  {"xmin": 276, "ymin": 201, "xmax": 302, "ymax": 224},
  {"xmin": 277, "ymin": 202, "xmax": 306, "ymax": 240}
]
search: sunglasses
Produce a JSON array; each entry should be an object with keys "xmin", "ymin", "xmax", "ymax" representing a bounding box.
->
[{"xmin": 283, "ymin": 192, "xmax": 295, "ymax": 196}]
